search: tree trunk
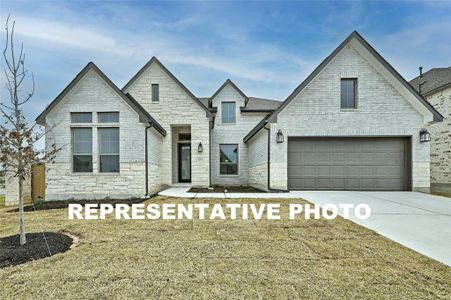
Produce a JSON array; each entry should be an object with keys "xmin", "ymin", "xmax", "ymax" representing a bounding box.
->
[{"xmin": 18, "ymin": 175, "xmax": 26, "ymax": 245}]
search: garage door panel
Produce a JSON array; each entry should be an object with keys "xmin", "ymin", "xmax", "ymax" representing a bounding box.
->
[
  {"xmin": 301, "ymin": 152, "xmax": 315, "ymax": 163},
  {"xmin": 288, "ymin": 137, "xmax": 408, "ymax": 191},
  {"xmin": 358, "ymin": 152, "xmax": 374, "ymax": 163},
  {"xmin": 375, "ymin": 166, "xmax": 403, "ymax": 177},
  {"xmin": 331, "ymin": 166, "xmax": 345, "ymax": 176},
  {"xmin": 331, "ymin": 178, "xmax": 345, "ymax": 189},
  {"xmin": 301, "ymin": 178, "xmax": 317, "ymax": 189},
  {"xmin": 317, "ymin": 152, "xmax": 330, "ymax": 163},
  {"xmin": 330, "ymin": 153, "xmax": 345, "ymax": 162},
  {"xmin": 358, "ymin": 166, "xmax": 375, "ymax": 176},
  {"xmin": 360, "ymin": 178, "xmax": 375, "ymax": 189}
]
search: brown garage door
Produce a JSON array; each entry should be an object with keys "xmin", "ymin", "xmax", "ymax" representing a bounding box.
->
[{"xmin": 287, "ymin": 137, "xmax": 410, "ymax": 191}]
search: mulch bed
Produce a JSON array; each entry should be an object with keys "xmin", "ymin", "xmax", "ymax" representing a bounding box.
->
[
  {"xmin": 0, "ymin": 232, "xmax": 73, "ymax": 268},
  {"xmin": 8, "ymin": 198, "xmax": 147, "ymax": 212},
  {"xmin": 189, "ymin": 186, "xmax": 266, "ymax": 193}
]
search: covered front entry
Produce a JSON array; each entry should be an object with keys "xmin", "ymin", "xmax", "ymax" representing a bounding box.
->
[{"xmin": 287, "ymin": 137, "xmax": 411, "ymax": 191}]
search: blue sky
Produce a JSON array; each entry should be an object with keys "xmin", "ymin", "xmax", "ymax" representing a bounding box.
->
[{"xmin": 1, "ymin": 0, "xmax": 450, "ymax": 122}]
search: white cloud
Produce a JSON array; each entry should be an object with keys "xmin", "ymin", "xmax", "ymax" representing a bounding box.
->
[
  {"xmin": 11, "ymin": 15, "xmax": 307, "ymax": 85},
  {"xmin": 379, "ymin": 21, "xmax": 451, "ymax": 79},
  {"xmin": 14, "ymin": 17, "xmax": 133, "ymax": 56}
]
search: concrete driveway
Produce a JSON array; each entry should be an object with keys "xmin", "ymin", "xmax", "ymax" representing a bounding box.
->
[{"xmin": 294, "ymin": 191, "xmax": 451, "ymax": 266}]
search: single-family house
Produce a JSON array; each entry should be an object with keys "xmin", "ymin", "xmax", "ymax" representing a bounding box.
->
[{"xmin": 6, "ymin": 31, "xmax": 442, "ymax": 203}]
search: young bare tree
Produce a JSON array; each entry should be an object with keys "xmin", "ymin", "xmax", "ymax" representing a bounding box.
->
[{"xmin": 0, "ymin": 15, "xmax": 59, "ymax": 245}]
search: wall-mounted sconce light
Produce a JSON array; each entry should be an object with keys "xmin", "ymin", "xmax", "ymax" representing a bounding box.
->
[
  {"xmin": 276, "ymin": 130, "xmax": 284, "ymax": 143},
  {"xmin": 419, "ymin": 128, "xmax": 431, "ymax": 143},
  {"xmin": 198, "ymin": 142, "xmax": 203, "ymax": 153}
]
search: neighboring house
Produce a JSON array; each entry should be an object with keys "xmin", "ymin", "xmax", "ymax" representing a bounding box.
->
[
  {"xmin": 410, "ymin": 67, "xmax": 451, "ymax": 192},
  {"xmin": 9, "ymin": 30, "xmax": 441, "ymax": 203}
]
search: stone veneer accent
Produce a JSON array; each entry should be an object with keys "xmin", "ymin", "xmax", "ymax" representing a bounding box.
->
[
  {"xmin": 425, "ymin": 86, "xmax": 451, "ymax": 192},
  {"xmin": 43, "ymin": 69, "xmax": 162, "ymax": 200},
  {"xmin": 248, "ymin": 128, "xmax": 268, "ymax": 191},
  {"xmin": 124, "ymin": 62, "xmax": 211, "ymax": 188}
]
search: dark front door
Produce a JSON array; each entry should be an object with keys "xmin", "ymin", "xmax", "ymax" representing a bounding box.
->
[{"xmin": 178, "ymin": 143, "xmax": 191, "ymax": 182}]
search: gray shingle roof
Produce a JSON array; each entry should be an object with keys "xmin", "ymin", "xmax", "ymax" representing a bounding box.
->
[
  {"xmin": 242, "ymin": 97, "xmax": 282, "ymax": 111},
  {"xmin": 198, "ymin": 97, "xmax": 209, "ymax": 108},
  {"xmin": 409, "ymin": 67, "xmax": 451, "ymax": 96},
  {"xmin": 198, "ymin": 96, "xmax": 281, "ymax": 112}
]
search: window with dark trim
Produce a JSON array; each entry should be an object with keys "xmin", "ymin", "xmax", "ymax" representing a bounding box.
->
[
  {"xmin": 98, "ymin": 128, "xmax": 120, "ymax": 173},
  {"xmin": 71, "ymin": 112, "xmax": 92, "ymax": 123},
  {"xmin": 221, "ymin": 102, "xmax": 236, "ymax": 123},
  {"xmin": 152, "ymin": 84, "xmax": 159, "ymax": 102},
  {"xmin": 72, "ymin": 128, "xmax": 93, "ymax": 172},
  {"xmin": 98, "ymin": 112, "xmax": 119, "ymax": 123},
  {"xmin": 340, "ymin": 78, "xmax": 357, "ymax": 109},
  {"xmin": 219, "ymin": 144, "xmax": 238, "ymax": 175}
]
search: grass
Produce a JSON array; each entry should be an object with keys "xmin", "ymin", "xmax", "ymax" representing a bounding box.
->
[
  {"xmin": 0, "ymin": 196, "xmax": 450, "ymax": 299},
  {"xmin": 432, "ymin": 192, "xmax": 451, "ymax": 199},
  {"xmin": 0, "ymin": 194, "xmax": 5, "ymax": 207}
]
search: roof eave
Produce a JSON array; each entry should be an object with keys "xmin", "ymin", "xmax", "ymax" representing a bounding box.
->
[
  {"xmin": 243, "ymin": 116, "xmax": 270, "ymax": 143},
  {"xmin": 240, "ymin": 108, "xmax": 275, "ymax": 113},
  {"xmin": 125, "ymin": 93, "xmax": 167, "ymax": 136}
]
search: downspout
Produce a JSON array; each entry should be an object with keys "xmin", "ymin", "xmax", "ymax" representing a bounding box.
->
[
  {"xmin": 263, "ymin": 124, "xmax": 271, "ymax": 191},
  {"xmin": 264, "ymin": 122, "xmax": 288, "ymax": 193},
  {"xmin": 145, "ymin": 122, "xmax": 153, "ymax": 197},
  {"xmin": 209, "ymin": 120, "xmax": 212, "ymax": 187}
]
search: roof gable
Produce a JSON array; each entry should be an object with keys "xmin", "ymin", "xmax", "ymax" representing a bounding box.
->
[
  {"xmin": 268, "ymin": 31, "xmax": 443, "ymax": 124},
  {"xmin": 35, "ymin": 62, "xmax": 166, "ymax": 136},
  {"xmin": 122, "ymin": 56, "xmax": 212, "ymax": 117},
  {"xmin": 209, "ymin": 79, "xmax": 249, "ymax": 106}
]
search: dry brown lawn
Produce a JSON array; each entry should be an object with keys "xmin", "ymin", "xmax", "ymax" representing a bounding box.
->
[
  {"xmin": 0, "ymin": 196, "xmax": 450, "ymax": 299},
  {"xmin": 432, "ymin": 192, "xmax": 451, "ymax": 199}
]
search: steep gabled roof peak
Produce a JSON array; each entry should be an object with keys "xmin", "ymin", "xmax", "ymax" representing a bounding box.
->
[
  {"xmin": 209, "ymin": 79, "xmax": 249, "ymax": 105},
  {"xmin": 122, "ymin": 56, "xmax": 212, "ymax": 117}
]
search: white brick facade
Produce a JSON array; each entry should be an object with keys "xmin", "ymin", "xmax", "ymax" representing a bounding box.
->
[
  {"xmin": 210, "ymin": 84, "xmax": 268, "ymax": 186},
  {"xmin": 267, "ymin": 44, "xmax": 431, "ymax": 192}
]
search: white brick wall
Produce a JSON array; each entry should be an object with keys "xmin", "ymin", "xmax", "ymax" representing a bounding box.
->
[
  {"xmin": 210, "ymin": 84, "xmax": 269, "ymax": 186},
  {"xmin": 267, "ymin": 44, "xmax": 430, "ymax": 191},
  {"xmin": 44, "ymin": 69, "xmax": 162, "ymax": 200},
  {"xmin": 124, "ymin": 62, "xmax": 211, "ymax": 187},
  {"xmin": 248, "ymin": 128, "xmax": 268, "ymax": 191},
  {"xmin": 426, "ymin": 86, "xmax": 451, "ymax": 191}
]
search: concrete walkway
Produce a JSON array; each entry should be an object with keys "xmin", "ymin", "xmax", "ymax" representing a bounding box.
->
[{"xmin": 159, "ymin": 188, "xmax": 451, "ymax": 266}]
